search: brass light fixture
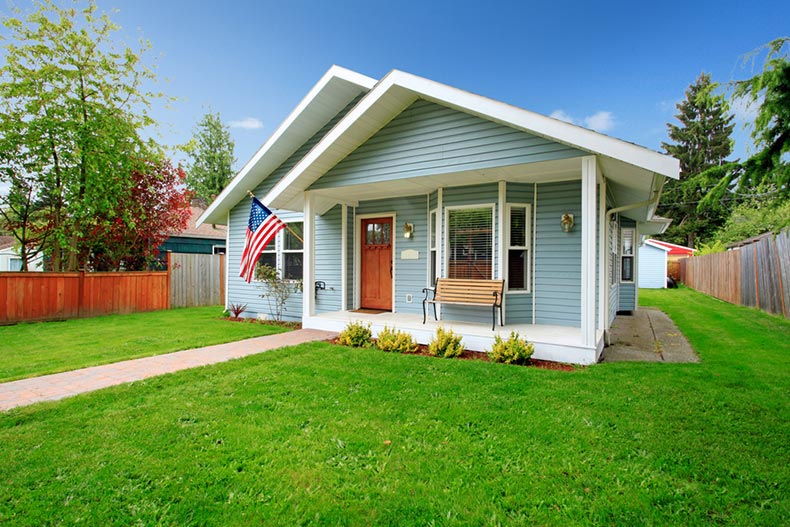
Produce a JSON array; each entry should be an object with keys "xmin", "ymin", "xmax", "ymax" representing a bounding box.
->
[
  {"xmin": 561, "ymin": 213, "xmax": 574, "ymax": 233},
  {"xmin": 403, "ymin": 222, "xmax": 414, "ymax": 239}
]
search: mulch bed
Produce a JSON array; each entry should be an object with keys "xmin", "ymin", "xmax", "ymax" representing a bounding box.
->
[
  {"xmin": 328, "ymin": 338, "xmax": 576, "ymax": 371},
  {"xmin": 223, "ymin": 317, "xmax": 302, "ymax": 330}
]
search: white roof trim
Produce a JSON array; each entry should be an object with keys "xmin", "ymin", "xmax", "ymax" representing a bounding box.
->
[
  {"xmin": 644, "ymin": 239, "xmax": 672, "ymax": 251},
  {"xmin": 648, "ymin": 239, "xmax": 696, "ymax": 252},
  {"xmin": 265, "ymin": 69, "xmax": 680, "ymax": 210},
  {"xmin": 197, "ymin": 65, "xmax": 376, "ymax": 226}
]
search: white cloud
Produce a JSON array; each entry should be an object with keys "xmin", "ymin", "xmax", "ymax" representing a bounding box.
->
[
  {"xmin": 550, "ymin": 109, "xmax": 615, "ymax": 132},
  {"xmin": 584, "ymin": 111, "xmax": 615, "ymax": 132},
  {"xmin": 228, "ymin": 117, "xmax": 264, "ymax": 130},
  {"xmin": 550, "ymin": 109, "xmax": 575, "ymax": 124}
]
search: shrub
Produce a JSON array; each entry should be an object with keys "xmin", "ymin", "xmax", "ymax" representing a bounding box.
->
[
  {"xmin": 337, "ymin": 321, "xmax": 373, "ymax": 348},
  {"xmin": 428, "ymin": 327, "xmax": 464, "ymax": 358},
  {"xmin": 228, "ymin": 303, "xmax": 248, "ymax": 319},
  {"xmin": 376, "ymin": 326, "xmax": 419, "ymax": 353},
  {"xmin": 490, "ymin": 331, "xmax": 534, "ymax": 365}
]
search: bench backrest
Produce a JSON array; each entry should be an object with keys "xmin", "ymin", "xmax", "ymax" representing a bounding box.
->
[{"xmin": 434, "ymin": 278, "xmax": 504, "ymax": 305}]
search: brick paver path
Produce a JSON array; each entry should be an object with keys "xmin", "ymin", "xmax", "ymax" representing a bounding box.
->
[{"xmin": 0, "ymin": 329, "xmax": 336, "ymax": 412}]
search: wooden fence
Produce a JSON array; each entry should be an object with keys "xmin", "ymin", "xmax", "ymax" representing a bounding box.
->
[
  {"xmin": 0, "ymin": 271, "xmax": 169, "ymax": 324},
  {"xmin": 169, "ymin": 253, "xmax": 225, "ymax": 308},
  {"xmin": 680, "ymin": 228, "xmax": 790, "ymax": 318},
  {"xmin": 0, "ymin": 252, "xmax": 226, "ymax": 324}
]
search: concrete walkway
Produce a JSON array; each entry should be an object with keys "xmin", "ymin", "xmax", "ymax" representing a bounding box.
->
[
  {"xmin": 601, "ymin": 307, "xmax": 698, "ymax": 363},
  {"xmin": 0, "ymin": 329, "xmax": 336, "ymax": 412}
]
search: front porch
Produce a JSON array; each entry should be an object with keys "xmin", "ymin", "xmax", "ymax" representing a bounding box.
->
[{"xmin": 305, "ymin": 310, "xmax": 604, "ymax": 365}]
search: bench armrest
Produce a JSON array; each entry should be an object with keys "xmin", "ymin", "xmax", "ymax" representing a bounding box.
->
[{"xmin": 422, "ymin": 287, "xmax": 435, "ymax": 301}]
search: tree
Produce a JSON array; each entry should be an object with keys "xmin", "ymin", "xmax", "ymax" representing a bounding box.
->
[
  {"xmin": 658, "ymin": 73, "xmax": 735, "ymax": 247},
  {"xmin": 0, "ymin": 0, "xmax": 164, "ymax": 271},
  {"xmin": 699, "ymin": 38, "xmax": 790, "ymax": 212},
  {"xmin": 87, "ymin": 159, "xmax": 191, "ymax": 271},
  {"xmin": 184, "ymin": 112, "xmax": 236, "ymax": 203}
]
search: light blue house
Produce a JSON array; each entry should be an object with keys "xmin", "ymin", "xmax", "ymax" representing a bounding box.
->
[
  {"xmin": 638, "ymin": 239, "xmax": 672, "ymax": 289},
  {"xmin": 200, "ymin": 66, "xmax": 678, "ymax": 364}
]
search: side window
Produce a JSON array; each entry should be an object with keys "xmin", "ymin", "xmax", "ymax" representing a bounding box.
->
[
  {"xmin": 282, "ymin": 222, "xmax": 304, "ymax": 280},
  {"xmin": 621, "ymin": 228, "xmax": 635, "ymax": 283},
  {"xmin": 507, "ymin": 204, "xmax": 531, "ymax": 292},
  {"xmin": 429, "ymin": 209, "xmax": 437, "ymax": 285},
  {"xmin": 609, "ymin": 219, "xmax": 618, "ymax": 287}
]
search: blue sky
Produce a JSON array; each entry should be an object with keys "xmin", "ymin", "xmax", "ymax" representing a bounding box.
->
[{"xmin": 11, "ymin": 0, "xmax": 790, "ymax": 170}]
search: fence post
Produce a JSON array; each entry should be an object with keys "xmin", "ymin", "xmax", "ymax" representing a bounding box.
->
[
  {"xmin": 219, "ymin": 253, "xmax": 225, "ymax": 307},
  {"xmin": 78, "ymin": 269, "xmax": 85, "ymax": 319},
  {"xmin": 166, "ymin": 250, "xmax": 172, "ymax": 310},
  {"xmin": 774, "ymin": 235, "xmax": 786, "ymax": 317}
]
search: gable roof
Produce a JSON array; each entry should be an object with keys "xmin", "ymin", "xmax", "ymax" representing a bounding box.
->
[
  {"xmin": 175, "ymin": 206, "xmax": 227, "ymax": 240},
  {"xmin": 264, "ymin": 69, "xmax": 679, "ymax": 214},
  {"xmin": 199, "ymin": 66, "xmax": 376, "ymax": 225},
  {"xmin": 648, "ymin": 239, "xmax": 695, "ymax": 255},
  {"xmin": 643, "ymin": 239, "xmax": 672, "ymax": 252},
  {"xmin": 200, "ymin": 66, "xmax": 680, "ymax": 225}
]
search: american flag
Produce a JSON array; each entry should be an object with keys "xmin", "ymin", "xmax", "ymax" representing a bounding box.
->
[{"xmin": 239, "ymin": 197, "xmax": 286, "ymax": 283}]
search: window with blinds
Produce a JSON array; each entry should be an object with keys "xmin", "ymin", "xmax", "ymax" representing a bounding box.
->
[
  {"xmin": 507, "ymin": 204, "xmax": 531, "ymax": 291},
  {"xmin": 283, "ymin": 222, "xmax": 303, "ymax": 280},
  {"xmin": 620, "ymin": 228, "xmax": 634, "ymax": 283},
  {"xmin": 609, "ymin": 219, "xmax": 618, "ymax": 287},
  {"xmin": 447, "ymin": 206, "xmax": 494, "ymax": 280}
]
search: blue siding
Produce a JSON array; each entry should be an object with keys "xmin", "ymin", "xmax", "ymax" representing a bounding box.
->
[
  {"xmin": 534, "ymin": 181, "xmax": 582, "ymax": 327},
  {"xmin": 638, "ymin": 244, "xmax": 668, "ymax": 289},
  {"xmin": 315, "ymin": 205, "xmax": 342, "ymax": 313},
  {"xmin": 311, "ymin": 100, "xmax": 585, "ymax": 191}
]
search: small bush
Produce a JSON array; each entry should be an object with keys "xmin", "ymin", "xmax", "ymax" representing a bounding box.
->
[
  {"xmin": 337, "ymin": 321, "xmax": 373, "ymax": 348},
  {"xmin": 428, "ymin": 327, "xmax": 464, "ymax": 358},
  {"xmin": 228, "ymin": 303, "xmax": 248, "ymax": 319},
  {"xmin": 376, "ymin": 326, "xmax": 419, "ymax": 353},
  {"xmin": 490, "ymin": 331, "xmax": 534, "ymax": 365}
]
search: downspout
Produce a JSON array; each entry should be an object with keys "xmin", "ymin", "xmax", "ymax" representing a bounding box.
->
[{"xmin": 603, "ymin": 181, "xmax": 663, "ymax": 339}]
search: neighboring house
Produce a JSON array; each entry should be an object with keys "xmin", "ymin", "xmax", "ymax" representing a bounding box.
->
[
  {"xmin": 638, "ymin": 240, "xmax": 672, "ymax": 289},
  {"xmin": 199, "ymin": 66, "xmax": 679, "ymax": 364},
  {"xmin": 159, "ymin": 204, "xmax": 227, "ymax": 256},
  {"xmin": 0, "ymin": 236, "xmax": 43, "ymax": 272}
]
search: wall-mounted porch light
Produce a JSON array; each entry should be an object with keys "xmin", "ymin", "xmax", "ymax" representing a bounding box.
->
[
  {"xmin": 403, "ymin": 222, "xmax": 414, "ymax": 239},
  {"xmin": 560, "ymin": 213, "xmax": 574, "ymax": 233}
]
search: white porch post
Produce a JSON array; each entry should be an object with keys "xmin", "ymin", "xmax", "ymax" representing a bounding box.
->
[
  {"xmin": 497, "ymin": 181, "xmax": 506, "ymax": 325},
  {"xmin": 597, "ymin": 172, "xmax": 606, "ymax": 333},
  {"xmin": 303, "ymin": 191, "xmax": 316, "ymax": 320},
  {"xmin": 341, "ymin": 204, "xmax": 348, "ymax": 311},
  {"xmin": 581, "ymin": 156, "xmax": 597, "ymax": 348}
]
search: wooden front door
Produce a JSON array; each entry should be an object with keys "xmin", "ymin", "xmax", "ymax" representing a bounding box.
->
[{"xmin": 360, "ymin": 217, "xmax": 393, "ymax": 310}]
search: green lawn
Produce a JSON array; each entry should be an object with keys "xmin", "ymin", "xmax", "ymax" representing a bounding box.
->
[
  {"xmin": 0, "ymin": 306, "xmax": 288, "ymax": 383},
  {"xmin": 0, "ymin": 288, "xmax": 788, "ymax": 525}
]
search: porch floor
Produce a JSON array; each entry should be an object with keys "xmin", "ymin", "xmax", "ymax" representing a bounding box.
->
[{"xmin": 307, "ymin": 310, "xmax": 604, "ymax": 364}]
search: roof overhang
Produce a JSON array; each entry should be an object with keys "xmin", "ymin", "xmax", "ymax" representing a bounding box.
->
[
  {"xmin": 198, "ymin": 65, "xmax": 377, "ymax": 226},
  {"xmin": 264, "ymin": 69, "xmax": 680, "ymax": 215},
  {"xmin": 638, "ymin": 217, "xmax": 673, "ymax": 236}
]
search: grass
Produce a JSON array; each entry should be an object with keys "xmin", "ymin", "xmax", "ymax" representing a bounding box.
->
[
  {"xmin": 0, "ymin": 306, "xmax": 288, "ymax": 383},
  {"xmin": 0, "ymin": 288, "xmax": 788, "ymax": 525}
]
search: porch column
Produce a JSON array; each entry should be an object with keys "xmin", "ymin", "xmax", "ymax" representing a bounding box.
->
[
  {"xmin": 303, "ymin": 191, "xmax": 316, "ymax": 319},
  {"xmin": 597, "ymin": 173, "xmax": 607, "ymax": 333},
  {"xmin": 581, "ymin": 156, "xmax": 597, "ymax": 348},
  {"xmin": 341, "ymin": 204, "xmax": 348, "ymax": 311}
]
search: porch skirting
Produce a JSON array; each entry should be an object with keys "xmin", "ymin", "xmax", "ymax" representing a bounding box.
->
[{"xmin": 305, "ymin": 311, "xmax": 604, "ymax": 365}]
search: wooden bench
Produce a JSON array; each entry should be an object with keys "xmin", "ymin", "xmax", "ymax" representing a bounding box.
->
[{"xmin": 422, "ymin": 278, "xmax": 505, "ymax": 330}]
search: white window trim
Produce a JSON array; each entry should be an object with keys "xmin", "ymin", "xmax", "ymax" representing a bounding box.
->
[
  {"xmin": 428, "ymin": 208, "xmax": 438, "ymax": 286},
  {"xmin": 282, "ymin": 221, "xmax": 304, "ymax": 282},
  {"xmin": 444, "ymin": 203, "xmax": 496, "ymax": 280},
  {"xmin": 609, "ymin": 218, "xmax": 618, "ymax": 290},
  {"xmin": 620, "ymin": 227, "xmax": 635, "ymax": 284},
  {"xmin": 506, "ymin": 203, "xmax": 532, "ymax": 294}
]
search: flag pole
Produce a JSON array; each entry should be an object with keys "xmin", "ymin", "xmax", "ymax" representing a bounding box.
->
[{"xmin": 247, "ymin": 190, "xmax": 304, "ymax": 244}]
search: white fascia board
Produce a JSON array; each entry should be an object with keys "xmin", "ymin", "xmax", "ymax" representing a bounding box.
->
[
  {"xmin": 644, "ymin": 239, "xmax": 672, "ymax": 251},
  {"xmin": 197, "ymin": 66, "xmax": 376, "ymax": 226},
  {"xmin": 264, "ymin": 68, "xmax": 680, "ymax": 212}
]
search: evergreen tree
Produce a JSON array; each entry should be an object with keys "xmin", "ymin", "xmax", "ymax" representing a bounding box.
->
[
  {"xmin": 659, "ymin": 73, "xmax": 735, "ymax": 247},
  {"xmin": 184, "ymin": 112, "xmax": 236, "ymax": 203}
]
